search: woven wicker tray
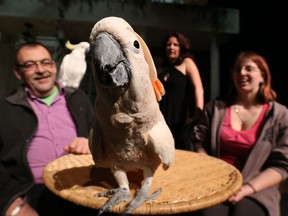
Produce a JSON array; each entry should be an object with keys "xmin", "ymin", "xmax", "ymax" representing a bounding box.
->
[{"xmin": 43, "ymin": 149, "xmax": 242, "ymax": 215}]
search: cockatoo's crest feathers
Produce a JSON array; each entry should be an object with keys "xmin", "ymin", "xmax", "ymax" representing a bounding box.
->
[
  {"xmin": 152, "ymin": 79, "xmax": 165, "ymax": 101},
  {"xmin": 89, "ymin": 16, "xmax": 165, "ymax": 100},
  {"xmin": 134, "ymin": 33, "xmax": 165, "ymax": 101},
  {"xmin": 65, "ymin": 40, "xmax": 75, "ymax": 50},
  {"xmin": 134, "ymin": 33, "xmax": 156, "ymax": 82}
]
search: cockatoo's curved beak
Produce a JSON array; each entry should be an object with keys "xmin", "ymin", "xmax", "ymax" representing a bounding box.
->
[{"xmin": 92, "ymin": 32, "xmax": 130, "ymax": 87}]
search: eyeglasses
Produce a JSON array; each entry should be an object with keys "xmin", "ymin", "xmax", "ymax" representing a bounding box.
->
[{"xmin": 16, "ymin": 59, "xmax": 55, "ymax": 71}]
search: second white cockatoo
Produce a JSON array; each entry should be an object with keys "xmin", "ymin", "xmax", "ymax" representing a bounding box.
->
[
  {"xmin": 57, "ymin": 41, "xmax": 90, "ymax": 88},
  {"xmin": 89, "ymin": 16, "xmax": 175, "ymax": 215}
]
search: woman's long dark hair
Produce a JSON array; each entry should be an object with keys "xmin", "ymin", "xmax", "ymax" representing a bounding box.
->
[
  {"xmin": 161, "ymin": 32, "xmax": 194, "ymax": 67},
  {"xmin": 227, "ymin": 51, "xmax": 277, "ymax": 103}
]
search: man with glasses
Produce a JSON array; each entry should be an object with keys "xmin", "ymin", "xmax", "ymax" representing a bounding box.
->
[{"xmin": 0, "ymin": 42, "xmax": 96, "ymax": 216}]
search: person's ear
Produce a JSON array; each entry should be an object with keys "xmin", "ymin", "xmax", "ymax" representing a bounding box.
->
[
  {"xmin": 261, "ymin": 71, "xmax": 266, "ymax": 82},
  {"xmin": 13, "ymin": 68, "xmax": 22, "ymax": 80}
]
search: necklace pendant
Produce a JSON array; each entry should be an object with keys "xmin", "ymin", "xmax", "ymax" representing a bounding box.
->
[{"xmin": 234, "ymin": 107, "xmax": 239, "ymax": 113}]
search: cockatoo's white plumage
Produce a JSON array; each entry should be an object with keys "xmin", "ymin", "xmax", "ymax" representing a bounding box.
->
[
  {"xmin": 57, "ymin": 41, "xmax": 90, "ymax": 88},
  {"xmin": 89, "ymin": 16, "xmax": 175, "ymax": 215}
]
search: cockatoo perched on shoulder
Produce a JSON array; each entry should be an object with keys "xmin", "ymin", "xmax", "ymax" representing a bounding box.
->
[
  {"xmin": 89, "ymin": 16, "xmax": 175, "ymax": 215},
  {"xmin": 57, "ymin": 40, "xmax": 90, "ymax": 88}
]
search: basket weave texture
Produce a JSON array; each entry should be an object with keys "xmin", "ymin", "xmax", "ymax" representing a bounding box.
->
[{"xmin": 43, "ymin": 149, "xmax": 242, "ymax": 215}]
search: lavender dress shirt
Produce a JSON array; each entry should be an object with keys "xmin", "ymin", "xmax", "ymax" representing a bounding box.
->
[{"xmin": 26, "ymin": 86, "xmax": 77, "ymax": 183}]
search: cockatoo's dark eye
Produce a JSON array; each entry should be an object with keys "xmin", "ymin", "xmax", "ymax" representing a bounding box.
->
[{"xmin": 133, "ymin": 40, "xmax": 140, "ymax": 49}]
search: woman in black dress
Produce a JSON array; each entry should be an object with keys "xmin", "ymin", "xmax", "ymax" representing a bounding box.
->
[{"xmin": 158, "ymin": 32, "xmax": 204, "ymax": 150}]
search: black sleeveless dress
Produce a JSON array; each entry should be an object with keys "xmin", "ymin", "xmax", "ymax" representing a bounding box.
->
[{"xmin": 158, "ymin": 66, "xmax": 194, "ymax": 150}]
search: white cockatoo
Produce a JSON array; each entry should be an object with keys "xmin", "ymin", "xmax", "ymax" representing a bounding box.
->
[
  {"xmin": 89, "ymin": 16, "xmax": 175, "ymax": 215},
  {"xmin": 57, "ymin": 40, "xmax": 90, "ymax": 88}
]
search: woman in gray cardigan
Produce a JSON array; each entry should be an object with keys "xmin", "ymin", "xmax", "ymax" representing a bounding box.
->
[{"xmin": 192, "ymin": 51, "xmax": 288, "ymax": 216}]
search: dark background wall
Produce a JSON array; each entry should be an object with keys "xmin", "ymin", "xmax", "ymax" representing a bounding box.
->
[
  {"xmin": 0, "ymin": 0, "xmax": 287, "ymax": 106},
  {"xmin": 216, "ymin": 0, "xmax": 288, "ymax": 106}
]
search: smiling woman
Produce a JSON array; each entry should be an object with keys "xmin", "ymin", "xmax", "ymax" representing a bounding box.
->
[
  {"xmin": 191, "ymin": 51, "xmax": 288, "ymax": 216},
  {"xmin": 228, "ymin": 51, "xmax": 276, "ymax": 103}
]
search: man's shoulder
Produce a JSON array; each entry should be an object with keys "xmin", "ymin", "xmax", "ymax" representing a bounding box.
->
[
  {"xmin": 64, "ymin": 87, "xmax": 91, "ymax": 105},
  {"xmin": 64, "ymin": 87, "xmax": 86, "ymax": 97},
  {"xmin": 0, "ymin": 87, "xmax": 23, "ymax": 102}
]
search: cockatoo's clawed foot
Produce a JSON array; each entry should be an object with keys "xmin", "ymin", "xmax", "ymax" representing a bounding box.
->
[
  {"xmin": 124, "ymin": 188, "xmax": 162, "ymax": 214},
  {"xmin": 96, "ymin": 188, "xmax": 130, "ymax": 216},
  {"xmin": 95, "ymin": 188, "xmax": 120, "ymax": 197}
]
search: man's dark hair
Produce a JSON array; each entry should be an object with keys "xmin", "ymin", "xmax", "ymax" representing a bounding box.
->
[{"xmin": 14, "ymin": 41, "xmax": 52, "ymax": 66}]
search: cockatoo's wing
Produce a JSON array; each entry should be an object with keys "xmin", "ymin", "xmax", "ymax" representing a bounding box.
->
[{"xmin": 147, "ymin": 120, "xmax": 174, "ymax": 169}]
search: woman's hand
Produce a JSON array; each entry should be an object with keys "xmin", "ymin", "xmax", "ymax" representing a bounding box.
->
[
  {"xmin": 64, "ymin": 137, "xmax": 91, "ymax": 154},
  {"xmin": 228, "ymin": 184, "xmax": 255, "ymax": 204},
  {"xmin": 229, "ymin": 169, "xmax": 283, "ymax": 204}
]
